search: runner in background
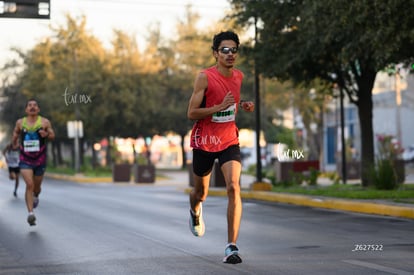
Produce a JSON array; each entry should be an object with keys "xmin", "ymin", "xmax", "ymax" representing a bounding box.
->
[
  {"xmin": 2, "ymin": 143, "xmax": 20, "ymax": 197},
  {"xmin": 12, "ymin": 98, "xmax": 55, "ymax": 226}
]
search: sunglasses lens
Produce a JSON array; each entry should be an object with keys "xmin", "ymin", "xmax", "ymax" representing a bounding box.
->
[{"xmin": 220, "ymin": 47, "xmax": 238, "ymax": 54}]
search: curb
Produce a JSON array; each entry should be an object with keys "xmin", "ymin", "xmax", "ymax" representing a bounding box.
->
[
  {"xmin": 46, "ymin": 173, "xmax": 112, "ymax": 183},
  {"xmin": 185, "ymin": 188, "xmax": 414, "ymax": 220}
]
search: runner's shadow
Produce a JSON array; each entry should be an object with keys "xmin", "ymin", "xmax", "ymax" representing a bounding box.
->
[{"xmin": 27, "ymin": 230, "xmax": 46, "ymax": 247}]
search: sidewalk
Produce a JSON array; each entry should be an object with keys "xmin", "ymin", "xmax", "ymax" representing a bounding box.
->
[{"xmin": 46, "ymin": 169, "xmax": 414, "ymax": 220}]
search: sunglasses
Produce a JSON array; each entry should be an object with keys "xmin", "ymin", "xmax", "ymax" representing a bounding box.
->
[{"xmin": 218, "ymin": 47, "xmax": 238, "ymax": 54}]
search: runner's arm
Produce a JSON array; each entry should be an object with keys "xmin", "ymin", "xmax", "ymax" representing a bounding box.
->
[
  {"xmin": 11, "ymin": 120, "xmax": 21, "ymax": 149},
  {"xmin": 41, "ymin": 118, "xmax": 55, "ymax": 141}
]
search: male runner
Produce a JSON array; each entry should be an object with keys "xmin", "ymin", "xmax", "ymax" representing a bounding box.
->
[
  {"xmin": 12, "ymin": 98, "xmax": 55, "ymax": 226},
  {"xmin": 3, "ymin": 143, "xmax": 20, "ymax": 197},
  {"xmin": 187, "ymin": 31, "xmax": 255, "ymax": 264}
]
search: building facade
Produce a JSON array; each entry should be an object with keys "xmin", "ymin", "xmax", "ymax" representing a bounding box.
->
[{"xmin": 323, "ymin": 69, "xmax": 414, "ymax": 171}]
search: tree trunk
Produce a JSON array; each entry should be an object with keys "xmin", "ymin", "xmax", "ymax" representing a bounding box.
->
[
  {"xmin": 356, "ymin": 69, "xmax": 377, "ymax": 186},
  {"xmin": 106, "ymin": 137, "xmax": 112, "ymax": 167},
  {"xmin": 51, "ymin": 139, "xmax": 64, "ymax": 167},
  {"xmin": 80, "ymin": 138, "xmax": 84, "ymax": 167},
  {"xmin": 51, "ymin": 140, "xmax": 57, "ymax": 167},
  {"xmin": 57, "ymin": 140, "xmax": 63, "ymax": 165},
  {"xmin": 92, "ymin": 140, "xmax": 97, "ymax": 169}
]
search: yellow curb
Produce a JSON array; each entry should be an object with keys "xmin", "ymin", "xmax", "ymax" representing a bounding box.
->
[
  {"xmin": 46, "ymin": 173, "xmax": 112, "ymax": 183},
  {"xmin": 250, "ymin": 182, "xmax": 273, "ymax": 191},
  {"xmin": 184, "ymin": 188, "xmax": 414, "ymax": 220},
  {"xmin": 243, "ymin": 192, "xmax": 414, "ymax": 220}
]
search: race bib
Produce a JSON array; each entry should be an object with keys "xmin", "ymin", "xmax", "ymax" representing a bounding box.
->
[
  {"xmin": 212, "ymin": 103, "xmax": 236, "ymax": 123},
  {"xmin": 24, "ymin": 140, "xmax": 40, "ymax": 152}
]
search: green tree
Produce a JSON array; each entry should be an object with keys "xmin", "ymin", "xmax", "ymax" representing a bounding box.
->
[
  {"xmin": 1, "ymin": 15, "xmax": 126, "ymax": 167},
  {"xmin": 229, "ymin": 0, "xmax": 414, "ymax": 185}
]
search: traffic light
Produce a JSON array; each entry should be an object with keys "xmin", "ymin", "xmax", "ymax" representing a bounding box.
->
[{"xmin": 0, "ymin": 0, "xmax": 50, "ymax": 19}]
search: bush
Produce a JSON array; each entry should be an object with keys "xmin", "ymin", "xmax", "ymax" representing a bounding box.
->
[
  {"xmin": 371, "ymin": 159, "xmax": 398, "ymax": 190},
  {"xmin": 289, "ymin": 171, "xmax": 304, "ymax": 186},
  {"xmin": 262, "ymin": 167, "xmax": 277, "ymax": 185},
  {"xmin": 305, "ymin": 167, "xmax": 320, "ymax": 186},
  {"xmin": 372, "ymin": 134, "xmax": 405, "ymax": 189}
]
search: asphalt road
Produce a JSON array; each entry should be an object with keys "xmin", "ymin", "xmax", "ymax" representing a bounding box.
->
[{"xmin": 1, "ymin": 171, "xmax": 413, "ymax": 275}]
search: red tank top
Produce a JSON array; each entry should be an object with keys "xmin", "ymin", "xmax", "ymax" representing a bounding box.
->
[{"xmin": 190, "ymin": 66, "xmax": 243, "ymax": 152}]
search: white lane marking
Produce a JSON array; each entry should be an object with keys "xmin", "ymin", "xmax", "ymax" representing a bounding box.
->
[{"xmin": 344, "ymin": 259, "xmax": 412, "ymax": 275}]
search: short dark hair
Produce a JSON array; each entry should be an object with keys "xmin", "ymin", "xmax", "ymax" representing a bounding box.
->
[
  {"xmin": 211, "ymin": 31, "xmax": 240, "ymax": 51},
  {"xmin": 25, "ymin": 98, "xmax": 39, "ymax": 108}
]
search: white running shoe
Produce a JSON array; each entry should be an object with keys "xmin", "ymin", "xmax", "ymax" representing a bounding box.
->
[{"xmin": 189, "ymin": 203, "xmax": 205, "ymax": 237}]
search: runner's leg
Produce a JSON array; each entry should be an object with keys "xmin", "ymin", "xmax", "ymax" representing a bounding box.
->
[
  {"xmin": 221, "ymin": 160, "xmax": 242, "ymax": 244},
  {"xmin": 33, "ymin": 174, "xmax": 43, "ymax": 197},
  {"xmin": 20, "ymin": 169, "xmax": 35, "ymax": 213}
]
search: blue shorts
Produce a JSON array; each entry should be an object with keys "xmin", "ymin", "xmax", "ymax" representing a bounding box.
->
[{"xmin": 19, "ymin": 162, "xmax": 46, "ymax": 176}]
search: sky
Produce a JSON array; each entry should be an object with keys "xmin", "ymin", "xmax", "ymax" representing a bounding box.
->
[{"xmin": 0, "ymin": 0, "xmax": 231, "ymax": 67}]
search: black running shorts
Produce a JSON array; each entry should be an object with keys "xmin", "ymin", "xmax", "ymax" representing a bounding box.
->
[
  {"xmin": 8, "ymin": 167, "xmax": 20, "ymax": 174},
  {"xmin": 192, "ymin": 144, "xmax": 241, "ymax": 177}
]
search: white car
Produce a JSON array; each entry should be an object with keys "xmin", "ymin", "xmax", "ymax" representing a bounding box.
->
[{"xmin": 402, "ymin": 145, "xmax": 414, "ymax": 162}]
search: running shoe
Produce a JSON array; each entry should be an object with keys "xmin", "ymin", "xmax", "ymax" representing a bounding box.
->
[
  {"xmin": 189, "ymin": 203, "xmax": 205, "ymax": 237},
  {"xmin": 33, "ymin": 196, "xmax": 39, "ymax": 209},
  {"xmin": 223, "ymin": 244, "xmax": 242, "ymax": 264},
  {"xmin": 27, "ymin": 213, "xmax": 36, "ymax": 226}
]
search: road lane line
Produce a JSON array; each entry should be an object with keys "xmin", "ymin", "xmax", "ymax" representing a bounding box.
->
[{"xmin": 343, "ymin": 259, "xmax": 412, "ymax": 275}]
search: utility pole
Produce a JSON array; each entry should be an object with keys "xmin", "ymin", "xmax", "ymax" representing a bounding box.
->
[
  {"xmin": 339, "ymin": 87, "xmax": 347, "ymax": 184},
  {"xmin": 254, "ymin": 17, "xmax": 262, "ymax": 183},
  {"xmin": 73, "ymin": 48, "xmax": 81, "ymax": 174}
]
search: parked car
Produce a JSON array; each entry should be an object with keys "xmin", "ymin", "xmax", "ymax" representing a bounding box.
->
[{"xmin": 402, "ymin": 144, "xmax": 414, "ymax": 162}]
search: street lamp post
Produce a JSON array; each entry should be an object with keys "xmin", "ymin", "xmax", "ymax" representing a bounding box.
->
[
  {"xmin": 339, "ymin": 86, "xmax": 347, "ymax": 184},
  {"xmin": 253, "ymin": 17, "xmax": 262, "ymax": 183}
]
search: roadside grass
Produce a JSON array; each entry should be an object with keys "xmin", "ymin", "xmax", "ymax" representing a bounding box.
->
[
  {"xmin": 47, "ymin": 166, "xmax": 77, "ymax": 175},
  {"xmin": 83, "ymin": 167, "xmax": 112, "ymax": 177},
  {"xmin": 46, "ymin": 165, "xmax": 170, "ymax": 180},
  {"xmin": 47, "ymin": 165, "xmax": 112, "ymax": 177},
  {"xmin": 272, "ymin": 182, "xmax": 414, "ymax": 203}
]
